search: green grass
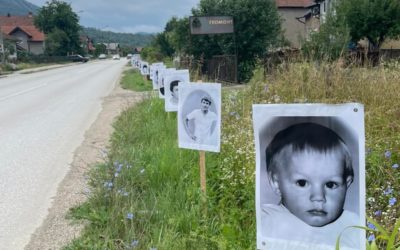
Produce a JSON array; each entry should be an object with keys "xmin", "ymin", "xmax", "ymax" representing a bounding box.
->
[
  {"xmin": 120, "ymin": 68, "xmax": 153, "ymax": 92},
  {"xmin": 66, "ymin": 60, "xmax": 400, "ymax": 249}
]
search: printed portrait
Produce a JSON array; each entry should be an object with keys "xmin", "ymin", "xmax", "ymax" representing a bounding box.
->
[
  {"xmin": 164, "ymin": 69, "xmax": 190, "ymax": 112},
  {"xmin": 178, "ymin": 83, "xmax": 221, "ymax": 152},
  {"xmin": 253, "ymin": 104, "xmax": 366, "ymax": 250}
]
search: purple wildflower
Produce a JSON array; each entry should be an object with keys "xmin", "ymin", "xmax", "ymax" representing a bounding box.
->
[
  {"xmin": 383, "ymin": 187, "xmax": 393, "ymax": 195},
  {"xmin": 384, "ymin": 150, "xmax": 392, "ymax": 159},
  {"xmin": 131, "ymin": 240, "xmax": 139, "ymax": 247},
  {"xmin": 392, "ymin": 163, "xmax": 399, "ymax": 169},
  {"xmin": 374, "ymin": 210, "xmax": 382, "ymax": 216},
  {"xmin": 367, "ymin": 234, "xmax": 375, "ymax": 242},
  {"xmin": 389, "ymin": 197, "xmax": 397, "ymax": 206},
  {"xmin": 127, "ymin": 213, "xmax": 134, "ymax": 220},
  {"xmin": 367, "ymin": 222, "xmax": 376, "ymax": 230}
]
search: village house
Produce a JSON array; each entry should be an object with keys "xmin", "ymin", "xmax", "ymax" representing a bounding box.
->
[
  {"xmin": 276, "ymin": 0, "xmax": 320, "ymax": 48},
  {"xmin": 0, "ymin": 13, "xmax": 45, "ymax": 55}
]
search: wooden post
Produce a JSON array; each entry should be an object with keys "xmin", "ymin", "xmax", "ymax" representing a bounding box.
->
[{"xmin": 199, "ymin": 150, "xmax": 206, "ymax": 195}]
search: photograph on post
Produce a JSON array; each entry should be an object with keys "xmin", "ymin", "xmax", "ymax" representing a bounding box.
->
[
  {"xmin": 150, "ymin": 62, "xmax": 163, "ymax": 81},
  {"xmin": 151, "ymin": 64, "xmax": 166, "ymax": 90},
  {"xmin": 253, "ymin": 104, "xmax": 365, "ymax": 250},
  {"xmin": 178, "ymin": 83, "xmax": 221, "ymax": 152},
  {"xmin": 164, "ymin": 69, "xmax": 190, "ymax": 112},
  {"xmin": 158, "ymin": 68, "xmax": 176, "ymax": 99},
  {"xmin": 140, "ymin": 62, "xmax": 149, "ymax": 75}
]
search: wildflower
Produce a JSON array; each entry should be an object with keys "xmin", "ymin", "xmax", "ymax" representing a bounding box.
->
[
  {"xmin": 389, "ymin": 197, "xmax": 397, "ymax": 206},
  {"xmin": 104, "ymin": 181, "xmax": 113, "ymax": 190},
  {"xmin": 367, "ymin": 234, "xmax": 375, "ymax": 242},
  {"xmin": 367, "ymin": 197, "xmax": 375, "ymax": 203},
  {"xmin": 383, "ymin": 187, "xmax": 393, "ymax": 195},
  {"xmin": 374, "ymin": 210, "xmax": 382, "ymax": 216},
  {"xmin": 131, "ymin": 240, "xmax": 139, "ymax": 248},
  {"xmin": 126, "ymin": 164, "xmax": 133, "ymax": 169},
  {"xmin": 114, "ymin": 172, "xmax": 119, "ymax": 177},
  {"xmin": 392, "ymin": 163, "xmax": 399, "ymax": 169},
  {"xmin": 140, "ymin": 169, "xmax": 145, "ymax": 174},
  {"xmin": 384, "ymin": 150, "xmax": 391, "ymax": 159},
  {"xmin": 127, "ymin": 213, "xmax": 134, "ymax": 220},
  {"xmin": 367, "ymin": 222, "xmax": 376, "ymax": 230}
]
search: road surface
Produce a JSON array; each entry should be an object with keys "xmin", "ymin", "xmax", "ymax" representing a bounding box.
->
[{"xmin": 0, "ymin": 59, "xmax": 127, "ymax": 250}]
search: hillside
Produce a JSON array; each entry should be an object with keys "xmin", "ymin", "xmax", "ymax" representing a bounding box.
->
[
  {"xmin": 0, "ymin": 0, "xmax": 39, "ymax": 16},
  {"xmin": 81, "ymin": 27, "xmax": 154, "ymax": 47}
]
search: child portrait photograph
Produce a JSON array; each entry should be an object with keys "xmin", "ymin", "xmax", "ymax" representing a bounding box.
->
[
  {"xmin": 158, "ymin": 68, "xmax": 176, "ymax": 98},
  {"xmin": 164, "ymin": 69, "xmax": 190, "ymax": 112},
  {"xmin": 178, "ymin": 83, "xmax": 221, "ymax": 152},
  {"xmin": 141, "ymin": 62, "xmax": 149, "ymax": 75},
  {"xmin": 253, "ymin": 103, "xmax": 365, "ymax": 250}
]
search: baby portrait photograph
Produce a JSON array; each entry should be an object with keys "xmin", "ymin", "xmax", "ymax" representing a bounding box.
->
[
  {"xmin": 253, "ymin": 103, "xmax": 365, "ymax": 250},
  {"xmin": 178, "ymin": 83, "xmax": 221, "ymax": 152},
  {"xmin": 164, "ymin": 69, "xmax": 190, "ymax": 112}
]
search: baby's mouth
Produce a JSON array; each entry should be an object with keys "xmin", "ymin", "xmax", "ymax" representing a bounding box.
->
[{"xmin": 307, "ymin": 209, "xmax": 327, "ymax": 216}]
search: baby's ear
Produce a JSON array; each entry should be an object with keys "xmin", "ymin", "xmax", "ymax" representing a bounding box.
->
[
  {"xmin": 268, "ymin": 172, "xmax": 281, "ymax": 196},
  {"xmin": 345, "ymin": 175, "xmax": 354, "ymax": 188}
]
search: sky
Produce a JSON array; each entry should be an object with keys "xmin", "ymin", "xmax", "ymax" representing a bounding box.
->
[{"xmin": 27, "ymin": 0, "xmax": 200, "ymax": 34}]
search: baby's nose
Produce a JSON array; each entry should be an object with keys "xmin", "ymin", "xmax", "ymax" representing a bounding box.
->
[{"xmin": 310, "ymin": 187, "xmax": 326, "ymax": 203}]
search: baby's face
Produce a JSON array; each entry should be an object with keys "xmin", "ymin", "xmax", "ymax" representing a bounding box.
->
[{"xmin": 272, "ymin": 149, "xmax": 352, "ymax": 227}]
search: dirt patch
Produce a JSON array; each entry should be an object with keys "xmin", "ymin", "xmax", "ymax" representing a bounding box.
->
[{"xmin": 25, "ymin": 74, "xmax": 147, "ymax": 250}]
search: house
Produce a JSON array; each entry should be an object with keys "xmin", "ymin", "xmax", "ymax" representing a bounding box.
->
[
  {"xmin": 1, "ymin": 32, "xmax": 19, "ymax": 62},
  {"xmin": 80, "ymin": 35, "xmax": 95, "ymax": 55},
  {"xmin": 103, "ymin": 43, "xmax": 120, "ymax": 55},
  {"xmin": 0, "ymin": 13, "xmax": 45, "ymax": 55},
  {"xmin": 276, "ymin": 0, "xmax": 320, "ymax": 48}
]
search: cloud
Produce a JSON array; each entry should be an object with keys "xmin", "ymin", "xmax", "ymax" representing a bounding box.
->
[{"xmin": 28, "ymin": 0, "xmax": 199, "ymax": 33}]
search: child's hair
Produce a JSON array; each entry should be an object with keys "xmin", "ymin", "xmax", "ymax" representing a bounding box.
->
[
  {"xmin": 170, "ymin": 80, "xmax": 179, "ymax": 92},
  {"xmin": 266, "ymin": 122, "xmax": 353, "ymax": 179},
  {"xmin": 201, "ymin": 96, "xmax": 212, "ymax": 105}
]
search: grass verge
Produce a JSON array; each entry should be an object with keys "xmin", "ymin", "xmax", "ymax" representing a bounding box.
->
[
  {"xmin": 120, "ymin": 68, "xmax": 153, "ymax": 92},
  {"xmin": 67, "ymin": 60, "xmax": 400, "ymax": 249}
]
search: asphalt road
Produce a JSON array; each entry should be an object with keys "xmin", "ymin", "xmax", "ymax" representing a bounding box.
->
[{"xmin": 0, "ymin": 59, "xmax": 127, "ymax": 249}]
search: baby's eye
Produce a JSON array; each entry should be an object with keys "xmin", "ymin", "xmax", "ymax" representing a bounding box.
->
[
  {"xmin": 326, "ymin": 181, "xmax": 339, "ymax": 189},
  {"xmin": 295, "ymin": 179, "xmax": 307, "ymax": 187}
]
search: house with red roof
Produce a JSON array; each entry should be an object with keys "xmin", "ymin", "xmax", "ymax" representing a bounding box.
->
[
  {"xmin": 0, "ymin": 13, "xmax": 45, "ymax": 55},
  {"xmin": 276, "ymin": 0, "xmax": 320, "ymax": 48}
]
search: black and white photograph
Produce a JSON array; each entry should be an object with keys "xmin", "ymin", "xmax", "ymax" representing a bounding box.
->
[
  {"xmin": 158, "ymin": 68, "xmax": 176, "ymax": 99},
  {"xmin": 253, "ymin": 104, "xmax": 366, "ymax": 250},
  {"xmin": 150, "ymin": 62, "xmax": 163, "ymax": 81},
  {"xmin": 178, "ymin": 83, "xmax": 221, "ymax": 152},
  {"xmin": 164, "ymin": 69, "xmax": 190, "ymax": 112},
  {"xmin": 141, "ymin": 62, "xmax": 149, "ymax": 75},
  {"xmin": 151, "ymin": 64, "xmax": 166, "ymax": 90}
]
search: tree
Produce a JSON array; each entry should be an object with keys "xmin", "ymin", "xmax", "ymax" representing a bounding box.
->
[
  {"xmin": 191, "ymin": 0, "xmax": 282, "ymax": 81},
  {"xmin": 34, "ymin": 0, "xmax": 82, "ymax": 55},
  {"xmin": 338, "ymin": 0, "xmax": 400, "ymax": 50}
]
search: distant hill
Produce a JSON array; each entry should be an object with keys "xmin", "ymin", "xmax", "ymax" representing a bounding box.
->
[
  {"xmin": 81, "ymin": 27, "xmax": 155, "ymax": 48},
  {"xmin": 0, "ymin": 0, "xmax": 39, "ymax": 16}
]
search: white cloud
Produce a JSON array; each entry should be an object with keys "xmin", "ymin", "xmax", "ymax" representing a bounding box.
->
[{"xmin": 28, "ymin": 0, "xmax": 200, "ymax": 33}]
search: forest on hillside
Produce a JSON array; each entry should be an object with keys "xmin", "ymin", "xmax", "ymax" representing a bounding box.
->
[{"xmin": 81, "ymin": 27, "xmax": 155, "ymax": 47}]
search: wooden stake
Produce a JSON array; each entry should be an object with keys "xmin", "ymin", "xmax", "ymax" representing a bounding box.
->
[{"xmin": 199, "ymin": 150, "xmax": 206, "ymax": 195}]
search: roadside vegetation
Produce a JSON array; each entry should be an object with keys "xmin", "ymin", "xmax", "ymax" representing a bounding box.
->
[
  {"xmin": 120, "ymin": 68, "xmax": 153, "ymax": 92},
  {"xmin": 66, "ymin": 58, "xmax": 400, "ymax": 249}
]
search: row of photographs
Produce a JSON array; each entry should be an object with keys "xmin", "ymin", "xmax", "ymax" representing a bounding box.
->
[{"xmin": 131, "ymin": 56, "xmax": 366, "ymax": 250}]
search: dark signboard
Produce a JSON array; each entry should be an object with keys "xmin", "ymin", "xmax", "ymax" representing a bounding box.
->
[{"xmin": 190, "ymin": 16, "xmax": 234, "ymax": 35}]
